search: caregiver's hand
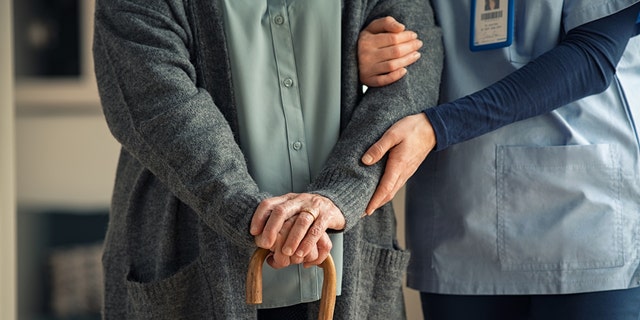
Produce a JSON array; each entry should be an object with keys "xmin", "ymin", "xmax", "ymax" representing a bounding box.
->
[
  {"xmin": 358, "ymin": 16, "xmax": 423, "ymax": 87},
  {"xmin": 361, "ymin": 113, "xmax": 436, "ymax": 215}
]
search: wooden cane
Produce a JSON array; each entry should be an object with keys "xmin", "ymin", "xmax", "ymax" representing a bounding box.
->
[{"xmin": 246, "ymin": 247, "xmax": 336, "ymax": 320}]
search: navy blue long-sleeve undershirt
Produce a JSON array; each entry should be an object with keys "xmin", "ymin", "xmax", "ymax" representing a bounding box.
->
[{"xmin": 426, "ymin": 3, "xmax": 640, "ymax": 151}]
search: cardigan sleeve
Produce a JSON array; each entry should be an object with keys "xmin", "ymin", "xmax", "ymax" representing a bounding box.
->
[
  {"xmin": 307, "ymin": 0, "xmax": 444, "ymax": 231},
  {"xmin": 93, "ymin": 0, "xmax": 269, "ymax": 248}
]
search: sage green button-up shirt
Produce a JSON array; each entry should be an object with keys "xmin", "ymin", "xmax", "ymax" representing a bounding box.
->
[{"xmin": 219, "ymin": 0, "xmax": 343, "ymax": 308}]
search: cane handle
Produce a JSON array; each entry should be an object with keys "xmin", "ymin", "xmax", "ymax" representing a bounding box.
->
[{"xmin": 246, "ymin": 247, "xmax": 336, "ymax": 320}]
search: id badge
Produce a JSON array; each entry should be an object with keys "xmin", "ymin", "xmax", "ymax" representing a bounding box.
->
[{"xmin": 470, "ymin": 0, "xmax": 514, "ymax": 51}]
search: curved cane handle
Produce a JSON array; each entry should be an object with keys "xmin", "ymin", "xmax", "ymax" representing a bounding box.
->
[{"xmin": 246, "ymin": 247, "xmax": 336, "ymax": 320}]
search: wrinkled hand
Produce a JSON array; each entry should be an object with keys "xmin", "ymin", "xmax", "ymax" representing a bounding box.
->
[
  {"xmin": 250, "ymin": 193, "xmax": 345, "ymax": 268},
  {"xmin": 361, "ymin": 113, "xmax": 436, "ymax": 214},
  {"xmin": 358, "ymin": 16, "xmax": 423, "ymax": 87},
  {"xmin": 266, "ymin": 215, "xmax": 334, "ymax": 269}
]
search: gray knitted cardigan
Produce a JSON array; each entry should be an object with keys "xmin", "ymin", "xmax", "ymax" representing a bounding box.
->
[{"xmin": 93, "ymin": 0, "xmax": 442, "ymax": 319}]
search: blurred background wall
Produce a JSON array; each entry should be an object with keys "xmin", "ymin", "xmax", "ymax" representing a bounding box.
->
[
  {"xmin": 13, "ymin": 1, "xmax": 119, "ymax": 318},
  {"xmin": 2, "ymin": 0, "xmax": 17, "ymax": 319}
]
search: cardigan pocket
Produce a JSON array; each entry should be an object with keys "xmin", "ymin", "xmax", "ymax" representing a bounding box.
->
[
  {"xmin": 125, "ymin": 257, "xmax": 214, "ymax": 319},
  {"xmin": 355, "ymin": 241, "xmax": 411, "ymax": 319},
  {"xmin": 496, "ymin": 144, "xmax": 624, "ymax": 271}
]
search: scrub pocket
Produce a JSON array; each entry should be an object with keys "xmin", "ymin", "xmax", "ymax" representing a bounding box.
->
[{"xmin": 496, "ymin": 144, "xmax": 623, "ymax": 271}]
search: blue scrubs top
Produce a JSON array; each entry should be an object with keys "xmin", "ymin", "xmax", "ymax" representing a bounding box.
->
[{"xmin": 407, "ymin": 0, "xmax": 640, "ymax": 295}]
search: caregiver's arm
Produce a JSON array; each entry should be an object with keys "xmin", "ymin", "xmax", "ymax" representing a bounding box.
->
[{"xmin": 360, "ymin": 3, "xmax": 640, "ymax": 214}]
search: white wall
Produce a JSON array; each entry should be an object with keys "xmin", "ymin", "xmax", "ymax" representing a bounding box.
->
[
  {"xmin": 15, "ymin": 0, "xmax": 118, "ymax": 209},
  {"xmin": 1, "ymin": 0, "xmax": 17, "ymax": 318},
  {"xmin": 14, "ymin": 1, "xmax": 120, "ymax": 317},
  {"xmin": 16, "ymin": 113, "xmax": 120, "ymax": 208}
]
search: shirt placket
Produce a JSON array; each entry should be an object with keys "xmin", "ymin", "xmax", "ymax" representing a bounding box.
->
[
  {"xmin": 267, "ymin": 0, "xmax": 320, "ymax": 302},
  {"xmin": 268, "ymin": 0, "xmax": 311, "ymax": 193}
]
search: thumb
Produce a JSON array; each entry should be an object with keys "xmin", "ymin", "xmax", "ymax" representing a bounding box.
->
[
  {"xmin": 363, "ymin": 16, "xmax": 405, "ymax": 34},
  {"xmin": 362, "ymin": 132, "xmax": 398, "ymax": 166}
]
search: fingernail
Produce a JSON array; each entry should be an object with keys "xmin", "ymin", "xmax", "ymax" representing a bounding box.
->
[
  {"xmin": 414, "ymin": 52, "xmax": 421, "ymax": 59},
  {"xmin": 362, "ymin": 154, "xmax": 373, "ymax": 164},
  {"xmin": 411, "ymin": 32, "xmax": 418, "ymax": 39},
  {"xmin": 283, "ymin": 247, "xmax": 292, "ymax": 256},
  {"xmin": 296, "ymin": 250, "xmax": 304, "ymax": 257}
]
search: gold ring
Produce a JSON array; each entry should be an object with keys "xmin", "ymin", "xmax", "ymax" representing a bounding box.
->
[{"xmin": 300, "ymin": 208, "xmax": 319, "ymax": 221}]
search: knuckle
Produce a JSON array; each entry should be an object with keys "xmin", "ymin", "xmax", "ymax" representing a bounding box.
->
[
  {"xmin": 382, "ymin": 34, "xmax": 396, "ymax": 45},
  {"xmin": 310, "ymin": 195, "xmax": 325, "ymax": 207},
  {"xmin": 383, "ymin": 60, "xmax": 402, "ymax": 72},
  {"xmin": 389, "ymin": 61, "xmax": 404, "ymax": 73},
  {"xmin": 309, "ymin": 225, "xmax": 323, "ymax": 237},
  {"xmin": 387, "ymin": 73, "xmax": 402, "ymax": 84},
  {"xmin": 318, "ymin": 238, "xmax": 332, "ymax": 252},
  {"xmin": 324, "ymin": 241, "xmax": 333, "ymax": 252},
  {"xmin": 298, "ymin": 213, "xmax": 315, "ymax": 224},
  {"xmin": 275, "ymin": 255, "xmax": 289, "ymax": 267},
  {"xmin": 260, "ymin": 198, "xmax": 276, "ymax": 206},
  {"xmin": 381, "ymin": 16, "xmax": 397, "ymax": 29},
  {"xmin": 389, "ymin": 45, "xmax": 403, "ymax": 56},
  {"xmin": 271, "ymin": 205, "xmax": 287, "ymax": 217},
  {"xmin": 387, "ymin": 33, "xmax": 403, "ymax": 46},
  {"xmin": 300, "ymin": 238, "xmax": 315, "ymax": 250},
  {"xmin": 381, "ymin": 16, "xmax": 395, "ymax": 24},
  {"xmin": 369, "ymin": 77, "xmax": 386, "ymax": 87},
  {"xmin": 380, "ymin": 183, "xmax": 394, "ymax": 194},
  {"xmin": 379, "ymin": 61, "xmax": 394, "ymax": 72}
]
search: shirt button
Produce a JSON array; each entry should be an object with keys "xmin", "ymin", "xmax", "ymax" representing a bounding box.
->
[
  {"xmin": 274, "ymin": 15, "xmax": 285, "ymax": 25},
  {"xmin": 292, "ymin": 141, "xmax": 302, "ymax": 150},
  {"xmin": 283, "ymin": 78, "xmax": 294, "ymax": 87}
]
